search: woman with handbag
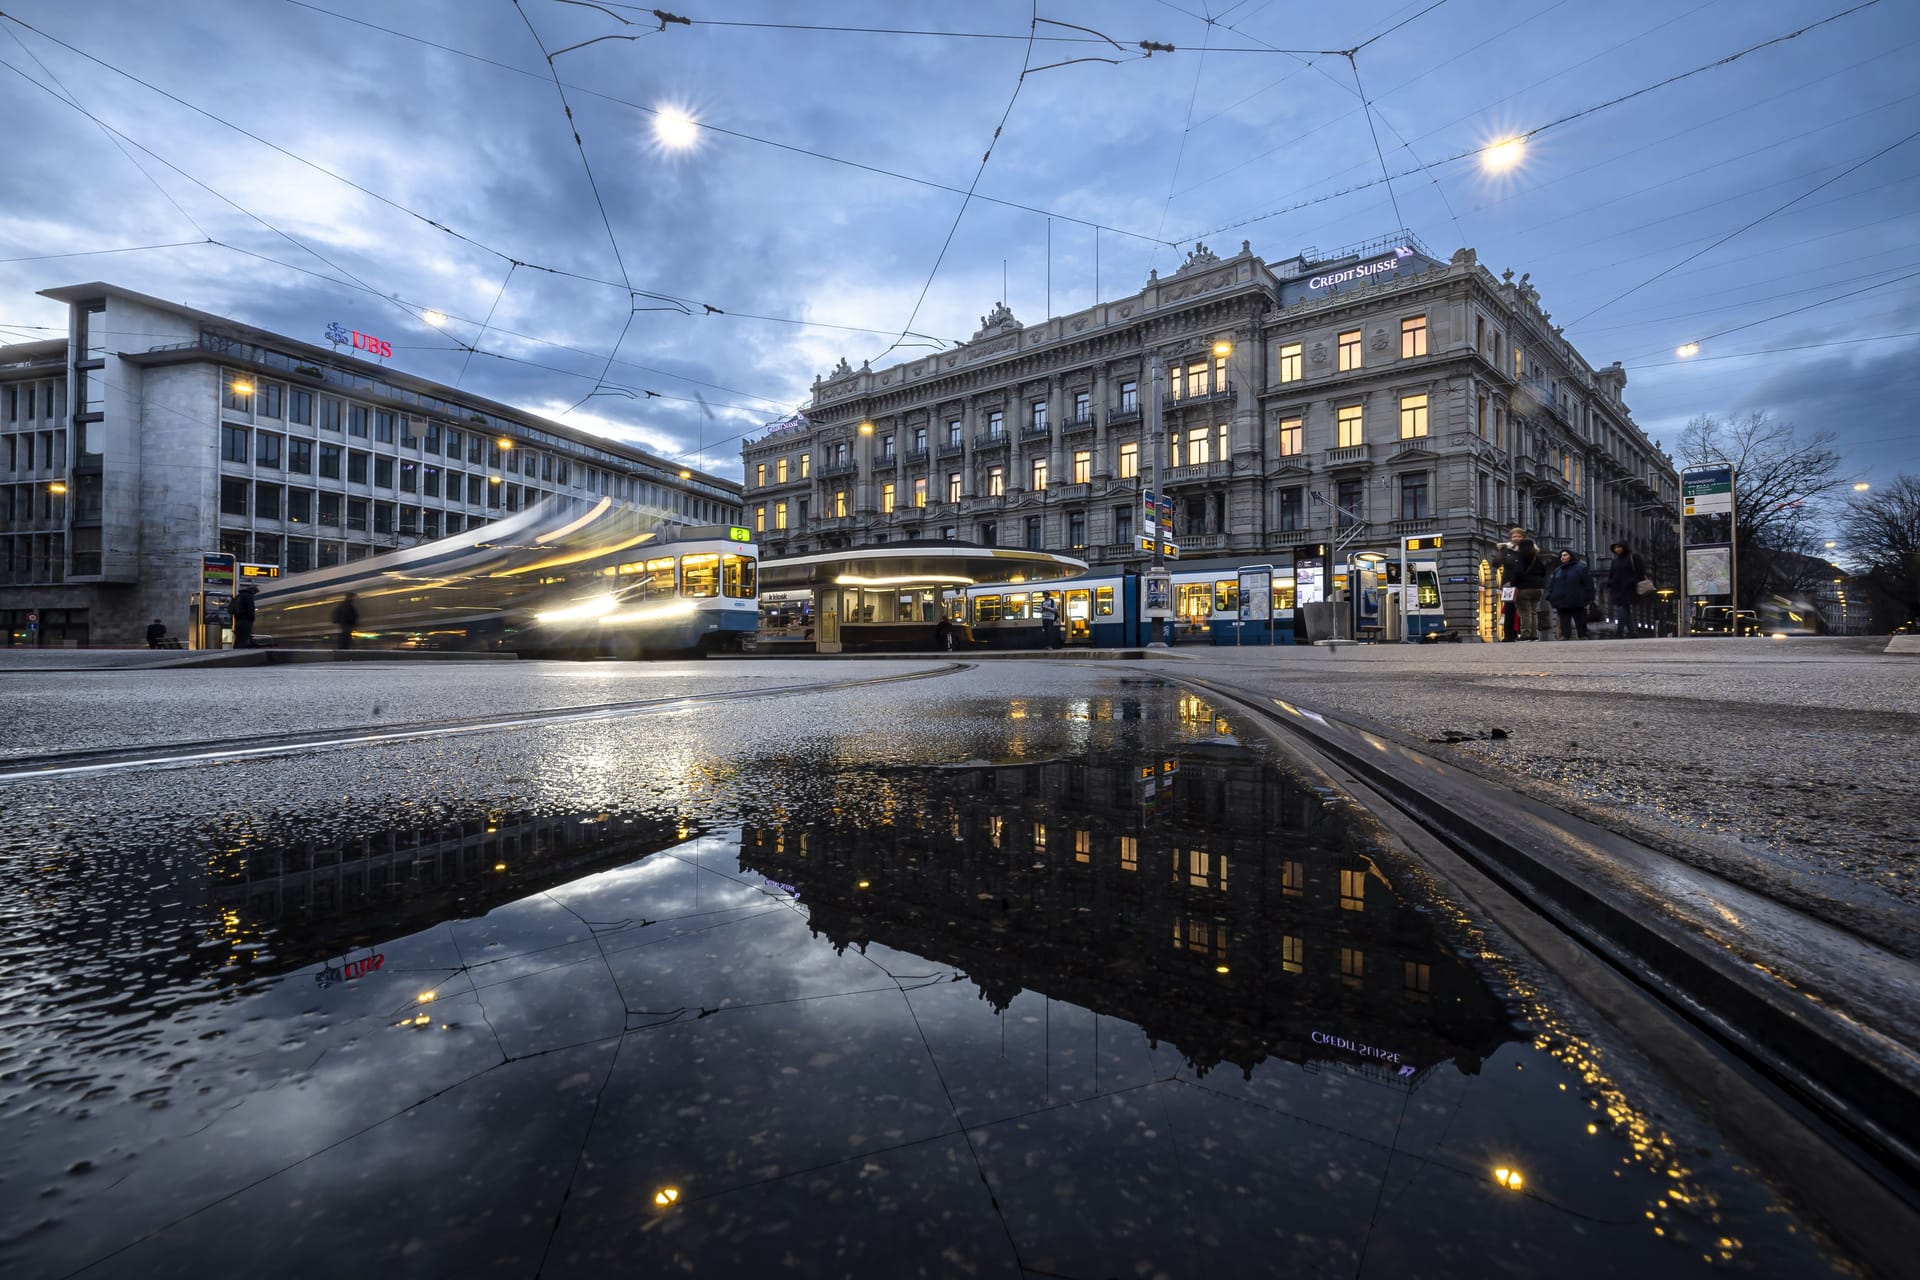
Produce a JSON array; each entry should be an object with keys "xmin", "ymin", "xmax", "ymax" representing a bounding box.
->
[{"xmin": 1607, "ymin": 541, "xmax": 1648, "ymax": 638}]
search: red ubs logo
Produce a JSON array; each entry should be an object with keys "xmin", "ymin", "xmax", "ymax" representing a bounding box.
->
[
  {"xmin": 325, "ymin": 322, "xmax": 392, "ymax": 359},
  {"xmin": 316, "ymin": 952, "xmax": 385, "ymax": 987}
]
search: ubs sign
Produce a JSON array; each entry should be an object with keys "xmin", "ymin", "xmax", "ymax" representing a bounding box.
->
[{"xmin": 325, "ymin": 321, "xmax": 393, "ymax": 359}]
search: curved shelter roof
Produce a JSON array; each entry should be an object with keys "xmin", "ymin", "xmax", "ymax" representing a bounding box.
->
[{"xmin": 759, "ymin": 542, "xmax": 1088, "ymax": 592}]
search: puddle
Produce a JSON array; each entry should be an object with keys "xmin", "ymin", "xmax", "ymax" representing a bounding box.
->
[{"xmin": 0, "ymin": 683, "xmax": 1845, "ymax": 1276}]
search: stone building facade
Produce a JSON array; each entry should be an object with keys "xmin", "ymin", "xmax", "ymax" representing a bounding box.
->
[
  {"xmin": 742, "ymin": 234, "xmax": 1680, "ymax": 638},
  {"xmin": 1, "ymin": 282, "xmax": 741, "ymax": 646}
]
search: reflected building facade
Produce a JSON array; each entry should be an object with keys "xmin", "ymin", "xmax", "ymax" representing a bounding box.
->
[{"xmin": 738, "ymin": 697, "xmax": 1511, "ymax": 1083}]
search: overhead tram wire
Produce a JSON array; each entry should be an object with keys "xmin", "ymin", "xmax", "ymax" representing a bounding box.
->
[
  {"xmin": 0, "ymin": 20, "xmax": 214, "ymax": 244},
  {"xmin": 1627, "ymin": 331, "xmax": 1920, "ymax": 371},
  {"xmin": 1561, "ymin": 126, "xmax": 1920, "ymax": 330},
  {"xmin": 1177, "ymin": 0, "xmax": 1893, "ymax": 246},
  {"xmin": 1611, "ymin": 266, "xmax": 1920, "ymax": 364},
  {"xmin": 870, "ymin": 3, "xmax": 1039, "ymax": 365},
  {"xmin": 1143, "ymin": 9, "xmax": 1213, "ymax": 279},
  {"xmin": 0, "ymin": 54, "xmax": 432, "ymax": 344},
  {"xmin": 0, "ymin": 240, "xmax": 211, "ymax": 264},
  {"xmin": 277, "ymin": 0, "xmax": 1176, "ymax": 251}
]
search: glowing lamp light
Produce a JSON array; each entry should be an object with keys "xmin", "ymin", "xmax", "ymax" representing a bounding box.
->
[
  {"xmin": 1493, "ymin": 1166, "xmax": 1525, "ymax": 1191},
  {"xmin": 1853, "ymin": 482, "xmax": 1871, "ymax": 491},
  {"xmin": 417, "ymin": 991, "xmax": 436, "ymax": 1004},
  {"xmin": 856, "ymin": 880, "xmax": 871, "ymax": 889},
  {"xmin": 1212, "ymin": 340, "xmax": 1232, "ymax": 357},
  {"xmin": 858, "ymin": 421, "xmax": 875, "ymax": 435},
  {"xmin": 494, "ymin": 862, "xmax": 507, "ymax": 872},
  {"xmin": 1482, "ymin": 136, "xmax": 1525, "ymax": 173},
  {"xmin": 496, "ymin": 437, "xmax": 514, "ymax": 451},
  {"xmin": 653, "ymin": 1186, "xmax": 681, "ymax": 1207},
  {"xmin": 1215, "ymin": 964, "xmax": 1231, "ymax": 974},
  {"xmin": 422, "ymin": 310, "xmax": 447, "ymax": 327},
  {"xmin": 1675, "ymin": 342, "xmax": 1700, "ymax": 358},
  {"xmin": 48, "ymin": 481, "xmax": 68, "ymax": 495},
  {"xmin": 653, "ymin": 107, "xmax": 698, "ymax": 150},
  {"xmin": 678, "ymin": 469, "xmax": 692, "ymax": 478},
  {"xmin": 231, "ymin": 378, "xmax": 255, "ymax": 396}
]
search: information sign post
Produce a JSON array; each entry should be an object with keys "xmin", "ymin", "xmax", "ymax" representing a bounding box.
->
[{"xmin": 1681, "ymin": 463, "xmax": 1737, "ymax": 635}]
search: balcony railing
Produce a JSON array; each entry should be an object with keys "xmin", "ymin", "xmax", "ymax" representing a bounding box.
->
[
  {"xmin": 1324, "ymin": 444, "xmax": 1372, "ymax": 468},
  {"xmin": 936, "ymin": 440, "xmax": 965, "ymax": 459},
  {"xmin": 819, "ymin": 461, "xmax": 857, "ymax": 480},
  {"xmin": 1390, "ymin": 517, "xmax": 1439, "ymax": 538},
  {"xmin": 1162, "ymin": 460, "xmax": 1234, "ymax": 486},
  {"xmin": 1179, "ymin": 532, "xmax": 1229, "ymax": 553},
  {"xmin": 903, "ymin": 448, "xmax": 929, "ymax": 466},
  {"xmin": 1061, "ymin": 412, "xmax": 1097, "ymax": 436},
  {"xmin": 1108, "ymin": 404, "xmax": 1142, "ymax": 426},
  {"xmin": 1163, "ymin": 381, "xmax": 1235, "ymax": 409},
  {"xmin": 1392, "ymin": 436, "xmax": 1436, "ymax": 457},
  {"xmin": 1021, "ymin": 423, "xmax": 1052, "ymax": 441},
  {"xmin": 973, "ymin": 431, "xmax": 1010, "ymax": 450}
]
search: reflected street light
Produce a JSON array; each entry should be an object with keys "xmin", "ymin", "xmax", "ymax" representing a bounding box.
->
[
  {"xmin": 1853, "ymin": 482, "xmax": 1871, "ymax": 491},
  {"xmin": 48, "ymin": 481, "xmax": 68, "ymax": 495}
]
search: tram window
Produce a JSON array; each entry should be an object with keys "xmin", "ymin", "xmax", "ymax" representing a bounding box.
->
[
  {"xmin": 1272, "ymin": 582, "xmax": 1296, "ymax": 611},
  {"xmin": 681, "ymin": 553, "xmax": 719, "ymax": 597},
  {"xmin": 1095, "ymin": 586, "xmax": 1114, "ymax": 616},
  {"xmin": 976, "ymin": 595, "xmax": 1002, "ymax": 623},
  {"xmin": 1416, "ymin": 569, "xmax": 1440, "ymax": 608},
  {"xmin": 1213, "ymin": 579, "xmax": 1238, "ymax": 613},
  {"xmin": 1176, "ymin": 583, "xmax": 1210, "ymax": 620},
  {"xmin": 722, "ymin": 554, "xmax": 756, "ymax": 599},
  {"xmin": 1003, "ymin": 592, "xmax": 1030, "ymax": 620},
  {"xmin": 641, "ymin": 556, "xmax": 676, "ymax": 596}
]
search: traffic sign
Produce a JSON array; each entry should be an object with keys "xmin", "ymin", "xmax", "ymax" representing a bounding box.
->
[{"xmin": 26, "ymin": 611, "xmax": 37, "ymax": 624}]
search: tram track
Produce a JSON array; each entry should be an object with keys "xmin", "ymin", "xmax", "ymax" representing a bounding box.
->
[
  {"xmin": 0, "ymin": 662, "xmax": 972, "ymax": 782},
  {"xmin": 1178, "ymin": 672, "xmax": 1920, "ymax": 1223}
]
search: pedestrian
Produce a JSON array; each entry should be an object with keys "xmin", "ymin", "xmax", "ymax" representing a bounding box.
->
[
  {"xmin": 1546, "ymin": 549, "xmax": 1594, "ymax": 640},
  {"xmin": 934, "ymin": 612, "xmax": 956, "ymax": 652},
  {"xmin": 1607, "ymin": 540, "xmax": 1646, "ymax": 638},
  {"xmin": 1039, "ymin": 595, "xmax": 1061, "ymax": 649},
  {"xmin": 331, "ymin": 592, "xmax": 359, "ymax": 650},
  {"xmin": 231, "ymin": 584, "xmax": 259, "ymax": 649},
  {"xmin": 145, "ymin": 618, "xmax": 167, "ymax": 649},
  {"xmin": 1498, "ymin": 527, "xmax": 1525, "ymax": 641},
  {"xmin": 1510, "ymin": 532, "xmax": 1548, "ymax": 640}
]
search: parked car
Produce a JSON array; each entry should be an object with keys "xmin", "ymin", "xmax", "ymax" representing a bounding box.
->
[{"xmin": 1692, "ymin": 607, "xmax": 1760, "ymax": 636}]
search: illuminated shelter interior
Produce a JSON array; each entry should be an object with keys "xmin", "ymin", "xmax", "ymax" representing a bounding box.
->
[{"xmin": 756, "ymin": 542, "xmax": 1087, "ymax": 651}]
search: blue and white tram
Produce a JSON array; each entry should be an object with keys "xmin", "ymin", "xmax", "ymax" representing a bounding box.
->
[
  {"xmin": 964, "ymin": 569, "xmax": 1145, "ymax": 649},
  {"xmin": 252, "ymin": 498, "xmax": 759, "ymax": 656}
]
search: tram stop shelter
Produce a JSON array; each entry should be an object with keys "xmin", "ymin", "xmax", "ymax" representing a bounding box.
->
[{"xmin": 755, "ymin": 543, "xmax": 1088, "ymax": 652}]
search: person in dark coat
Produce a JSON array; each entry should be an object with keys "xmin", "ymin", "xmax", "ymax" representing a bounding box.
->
[
  {"xmin": 1509, "ymin": 534, "xmax": 1549, "ymax": 640},
  {"xmin": 1498, "ymin": 527, "xmax": 1526, "ymax": 641},
  {"xmin": 1039, "ymin": 595, "xmax": 1061, "ymax": 649},
  {"xmin": 1546, "ymin": 549, "xmax": 1595, "ymax": 640},
  {"xmin": 1606, "ymin": 540, "xmax": 1646, "ymax": 638},
  {"xmin": 145, "ymin": 619, "xmax": 167, "ymax": 649},
  {"xmin": 231, "ymin": 585, "xmax": 258, "ymax": 648},
  {"xmin": 331, "ymin": 592, "xmax": 359, "ymax": 650},
  {"xmin": 934, "ymin": 613, "xmax": 956, "ymax": 652}
]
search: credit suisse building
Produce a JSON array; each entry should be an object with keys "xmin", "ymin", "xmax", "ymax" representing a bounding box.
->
[
  {"xmin": 1, "ymin": 283, "xmax": 741, "ymax": 646},
  {"xmin": 741, "ymin": 235, "xmax": 1680, "ymax": 639}
]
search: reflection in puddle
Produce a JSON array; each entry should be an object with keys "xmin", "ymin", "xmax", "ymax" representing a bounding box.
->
[{"xmin": 0, "ymin": 686, "xmax": 1845, "ymax": 1277}]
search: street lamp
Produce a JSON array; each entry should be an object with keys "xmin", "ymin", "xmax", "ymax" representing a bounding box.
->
[
  {"xmin": 48, "ymin": 481, "xmax": 68, "ymax": 495},
  {"xmin": 230, "ymin": 378, "xmax": 254, "ymax": 397},
  {"xmin": 1853, "ymin": 482, "xmax": 1871, "ymax": 492}
]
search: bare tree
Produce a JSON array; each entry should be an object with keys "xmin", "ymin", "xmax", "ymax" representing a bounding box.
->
[
  {"xmin": 1678, "ymin": 412, "xmax": 1846, "ymax": 608},
  {"xmin": 1838, "ymin": 474, "xmax": 1920, "ymax": 625}
]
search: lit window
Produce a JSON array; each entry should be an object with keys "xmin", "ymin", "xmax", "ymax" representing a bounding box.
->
[
  {"xmin": 987, "ymin": 466, "xmax": 1003, "ymax": 497},
  {"xmin": 1282, "ymin": 934, "xmax": 1304, "ymax": 974},
  {"xmin": 776, "ymin": 457, "xmax": 789, "ymax": 483},
  {"xmin": 1337, "ymin": 404, "xmax": 1364, "ymax": 448},
  {"xmin": 1399, "ymin": 393, "xmax": 1429, "ymax": 439},
  {"xmin": 947, "ymin": 472, "xmax": 962, "ymax": 503},
  {"xmin": 1030, "ymin": 457, "xmax": 1047, "ymax": 490},
  {"xmin": 1118, "ymin": 441, "xmax": 1139, "ymax": 478},
  {"xmin": 1075, "ymin": 830, "xmax": 1091, "ymax": 863},
  {"xmin": 1338, "ymin": 330, "xmax": 1362, "ymax": 372},
  {"xmin": 774, "ymin": 501, "xmax": 788, "ymax": 530},
  {"xmin": 1281, "ymin": 859, "xmax": 1303, "ymax": 897},
  {"xmin": 1073, "ymin": 450, "xmax": 1091, "ymax": 484},
  {"xmin": 1185, "ymin": 426, "xmax": 1210, "ymax": 466},
  {"xmin": 913, "ymin": 477, "xmax": 927, "ymax": 508},
  {"xmin": 1278, "ymin": 342, "xmax": 1302, "ymax": 383},
  {"xmin": 882, "ymin": 483, "xmax": 896, "ymax": 513},
  {"xmin": 1401, "ymin": 315, "xmax": 1428, "ymax": 358},
  {"xmin": 1340, "ymin": 946, "xmax": 1365, "ymax": 986},
  {"xmin": 990, "ymin": 814, "xmax": 1003, "ymax": 848},
  {"xmin": 800, "ymin": 453, "xmax": 810, "ymax": 478},
  {"xmin": 834, "ymin": 490, "xmax": 847, "ymax": 518},
  {"xmin": 1340, "ymin": 868, "xmax": 1366, "ymax": 911},
  {"xmin": 1119, "ymin": 835, "xmax": 1138, "ymax": 871},
  {"xmin": 1277, "ymin": 417, "xmax": 1302, "ymax": 457}
]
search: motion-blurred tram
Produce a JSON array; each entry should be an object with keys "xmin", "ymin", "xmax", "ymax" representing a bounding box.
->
[{"xmin": 252, "ymin": 497, "xmax": 759, "ymax": 656}]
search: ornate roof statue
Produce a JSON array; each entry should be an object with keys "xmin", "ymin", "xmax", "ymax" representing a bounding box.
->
[
  {"xmin": 969, "ymin": 300, "xmax": 1022, "ymax": 342},
  {"xmin": 1171, "ymin": 241, "xmax": 1222, "ymax": 276},
  {"xmin": 826, "ymin": 356, "xmax": 854, "ymax": 381}
]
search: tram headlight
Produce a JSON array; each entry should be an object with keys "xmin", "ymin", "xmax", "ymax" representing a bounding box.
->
[
  {"xmin": 536, "ymin": 595, "xmax": 620, "ymax": 625},
  {"xmin": 602, "ymin": 599, "xmax": 700, "ymax": 626}
]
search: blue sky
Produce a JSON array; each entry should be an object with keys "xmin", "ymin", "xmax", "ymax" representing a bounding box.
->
[{"xmin": 2, "ymin": 0, "xmax": 1915, "ymax": 485}]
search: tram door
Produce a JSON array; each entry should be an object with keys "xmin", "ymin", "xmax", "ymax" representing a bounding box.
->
[{"xmin": 1063, "ymin": 589, "xmax": 1092, "ymax": 645}]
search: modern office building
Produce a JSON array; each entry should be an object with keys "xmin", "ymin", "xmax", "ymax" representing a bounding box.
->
[
  {"xmin": 741, "ymin": 233, "xmax": 1680, "ymax": 639},
  {"xmin": 1, "ymin": 283, "xmax": 741, "ymax": 646}
]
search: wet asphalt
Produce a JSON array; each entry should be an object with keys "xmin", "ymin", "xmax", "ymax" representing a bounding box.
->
[{"xmin": 0, "ymin": 660, "xmax": 1868, "ymax": 1277}]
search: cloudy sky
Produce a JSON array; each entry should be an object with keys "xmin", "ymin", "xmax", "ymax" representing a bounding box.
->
[{"xmin": 2, "ymin": 0, "xmax": 1915, "ymax": 486}]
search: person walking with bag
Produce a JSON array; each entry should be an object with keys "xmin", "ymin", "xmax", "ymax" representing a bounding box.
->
[
  {"xmin": 1607, "ymin": 541, "xmax": 1647, "ymax": 638},
  {"xmin": 231, "ymin": 584, "xmax": 259, "ymax": 648},
  {"xmin": 1498, "ymin": 528, "xmax": 1525, "ymax": 641},
  {"xmin": 1546, "ymin": 549, "xmax": 1595, "ymax": 640},
  {"xmin": 1510, "ymin": 533, "xmax": 1548, "ymax": 640}
]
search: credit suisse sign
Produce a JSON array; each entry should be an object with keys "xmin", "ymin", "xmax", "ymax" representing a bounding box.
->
[{"xmin": 1306, "ymin": 245, "xmax": 1413, "ymax": 292}]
